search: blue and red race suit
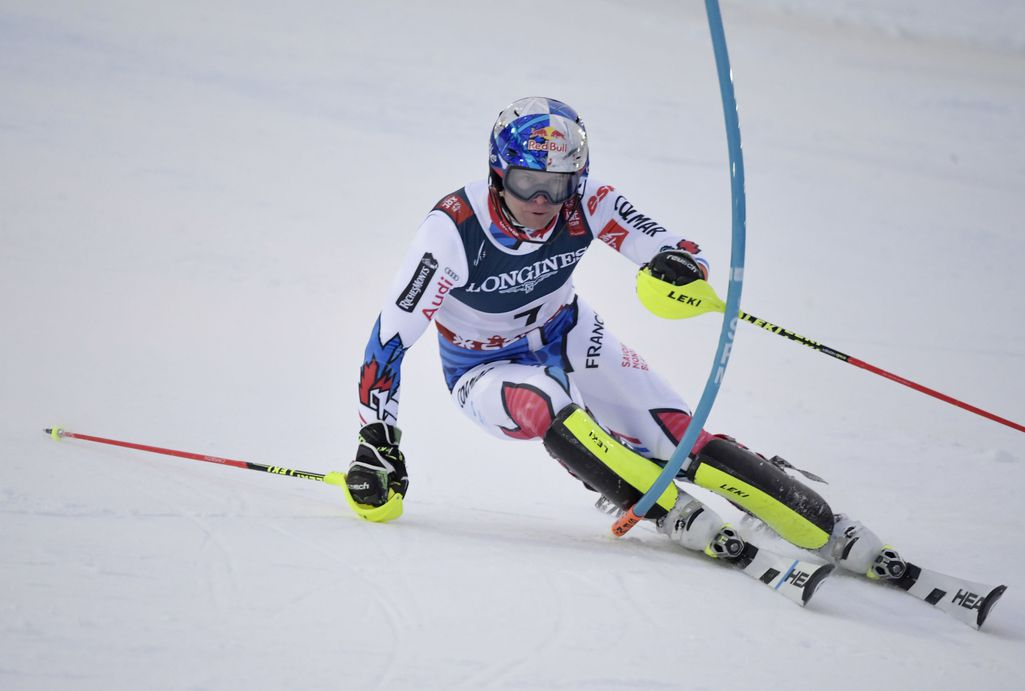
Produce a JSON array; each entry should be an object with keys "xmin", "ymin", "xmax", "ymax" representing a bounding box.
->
[{"xmin": 357, "ymin": 177, "xmax": 712, "ymax": 460}]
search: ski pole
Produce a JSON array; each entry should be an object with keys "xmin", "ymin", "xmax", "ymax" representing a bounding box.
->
[
  {"xmin": 651, "ymin": 280, "xmax": 1025, "ymax": 434},
  {"xmin": 43, "ymin": 427, "xmax": 404, "ymax": 521},
  {"xmin": 736, "ymin": 310, "xmax": 1025, "ymax": 433},
  {"xmin": 45, "ymin": 427, "xmax": 331, "ymax": 481}
]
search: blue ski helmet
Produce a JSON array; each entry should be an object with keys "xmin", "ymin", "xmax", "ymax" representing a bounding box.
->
[{"xmin": 489, "ymin": 97, "xmax": 589, "ymax": 192}]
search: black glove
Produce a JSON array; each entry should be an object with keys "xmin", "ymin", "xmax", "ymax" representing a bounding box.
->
[
  {"xmin": 645, "ymin": 250, "xmax": 707, "ymax": 286},
  {"xmin": 347, "ymin": 422, "xmax": 408, "ymax": 507}
]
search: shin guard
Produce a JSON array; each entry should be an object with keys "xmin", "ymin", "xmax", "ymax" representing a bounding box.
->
[
  {"xmin": 543, "ymin": 404, "xmax": 678, "ymax": 519},
  {"xmin": 686, "ymin": 438, "xmax": 834, "ymax": 549}
]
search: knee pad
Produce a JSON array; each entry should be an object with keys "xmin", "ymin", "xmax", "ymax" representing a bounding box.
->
[
  {"xmin": 543, "ymin": 404, "xmax": 678, "ymax": 519},
  {"xmin": 686, "ymin": 438, "xmax": 834, "ymax": 549}
]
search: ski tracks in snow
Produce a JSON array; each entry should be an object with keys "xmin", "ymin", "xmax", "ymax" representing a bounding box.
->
[
  {"xmin": 97, "ymin": 452, "xmax": 249, "ymax": 620},
  {"xmin": 449, "ymin": 568, "xmax": 570, "ymax": 690},
  {"xmin": 258, "ymin": 516, "xmax": 408, "ymax": 690}
]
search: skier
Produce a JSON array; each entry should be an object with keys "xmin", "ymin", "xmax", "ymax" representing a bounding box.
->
[{"xmin": 348, "ymin": 96, "xmax": 911, "ymax": 592}]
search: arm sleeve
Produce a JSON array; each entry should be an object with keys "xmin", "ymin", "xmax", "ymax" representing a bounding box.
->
[
  {"xmin": 580, "ymin": 179, "xmax": 710, "ymax": 277},
  {"xmin": 357, "ymin": 213, "xmax": 469, "ymax": 427}
]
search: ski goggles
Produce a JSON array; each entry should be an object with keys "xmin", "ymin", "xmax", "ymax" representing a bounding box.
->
[{"xmin": 504, "ymin": 167, "xmax": 581, "ymax": 204}]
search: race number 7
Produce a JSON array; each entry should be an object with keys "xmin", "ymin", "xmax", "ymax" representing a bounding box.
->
[{"xmin": 514, "ymin": 305, "xmax": 542, "ymax": 326}]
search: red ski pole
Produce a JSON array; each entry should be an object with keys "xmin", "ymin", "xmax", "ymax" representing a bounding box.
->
[
  {"xmin": 43, "ymin": 427, "xmax": 404, "ymax": 522},
  {"xmin": 646, "ymin": 280, "xmax": 1024, "ymax": 434},
  {"xmin": 45, "ymin": 427, "xmax": 329, "ymax": 480},
  {"xmin": 737, "ymin": 311, "xmax": 1025, "ymax": 434}
]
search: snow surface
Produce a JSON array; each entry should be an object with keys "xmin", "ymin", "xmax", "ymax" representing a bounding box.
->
[{"xmin": 3, "ymin": 1, "xmax": 1024, "ymax": 689}]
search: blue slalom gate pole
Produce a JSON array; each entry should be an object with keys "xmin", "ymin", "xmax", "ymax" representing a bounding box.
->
[{"xmin": 612, "ymin": 0, "xmax": 746, "ymax": 534}]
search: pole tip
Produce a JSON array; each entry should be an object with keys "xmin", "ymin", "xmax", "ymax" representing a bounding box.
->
[{"xmin": 45, "ymin": 427, "xmax": 64, "ymax": 441}]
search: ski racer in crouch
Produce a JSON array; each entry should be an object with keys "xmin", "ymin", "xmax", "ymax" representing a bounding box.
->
[{"xmin": 347, "ymin": 97, "xmax": 1003, "ymax": 618}]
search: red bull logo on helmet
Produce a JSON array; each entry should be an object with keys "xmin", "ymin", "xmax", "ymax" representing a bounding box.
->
[{"xmin": 526, "ymin": 125, "xmax": 568, "ymax": 153}]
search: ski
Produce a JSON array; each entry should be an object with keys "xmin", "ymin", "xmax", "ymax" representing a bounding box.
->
[
  {"xmin": 705, "ymin": 525, "xmax": 834, "ymax": 606},
  {"xmin": 735, "ymin": 545, "xmax": 1005, "ymax": 624},
  {"xmin": 883, "ymin": 560, "xmax": 1006, "ymax": 630},
  {"xmin": 598, "ymin": 499, "xmax": 834, "ymax": 607},
  {"xmin": 732, "ymin": 542, "xmax": 834, "ymax": 606}
]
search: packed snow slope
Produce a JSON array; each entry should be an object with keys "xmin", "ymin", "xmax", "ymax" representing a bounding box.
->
[{"xmin": 3, "ymin": 1, "xmax": 1024, "ymax": 689}]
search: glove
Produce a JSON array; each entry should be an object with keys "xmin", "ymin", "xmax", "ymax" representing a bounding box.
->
[
  {"xmin": 347, "ymin": 422, "xmax": 409, "ymax": 507},
  {"xmin": 645, "ymin": 250, "xmax": 707, "ymax": 285}
]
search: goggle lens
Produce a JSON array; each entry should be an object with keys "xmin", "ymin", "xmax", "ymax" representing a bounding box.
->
[{"xmin": 504, "ymin": 167, "xmax": 580, "ymax": 204}]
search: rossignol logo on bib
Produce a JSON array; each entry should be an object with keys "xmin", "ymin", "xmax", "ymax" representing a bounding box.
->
[
  {"xmin": 396, "ymin": 253, "xmax": 439, "ymax": 312},
  {"xmin": 464, "ymin": 247, "xmax": 587, "ymax": 295}
]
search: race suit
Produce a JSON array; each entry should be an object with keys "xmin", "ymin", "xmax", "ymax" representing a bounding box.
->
[{"xmin": 357, "ymin": 177, "xmax": 714, "ymax": 462}]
